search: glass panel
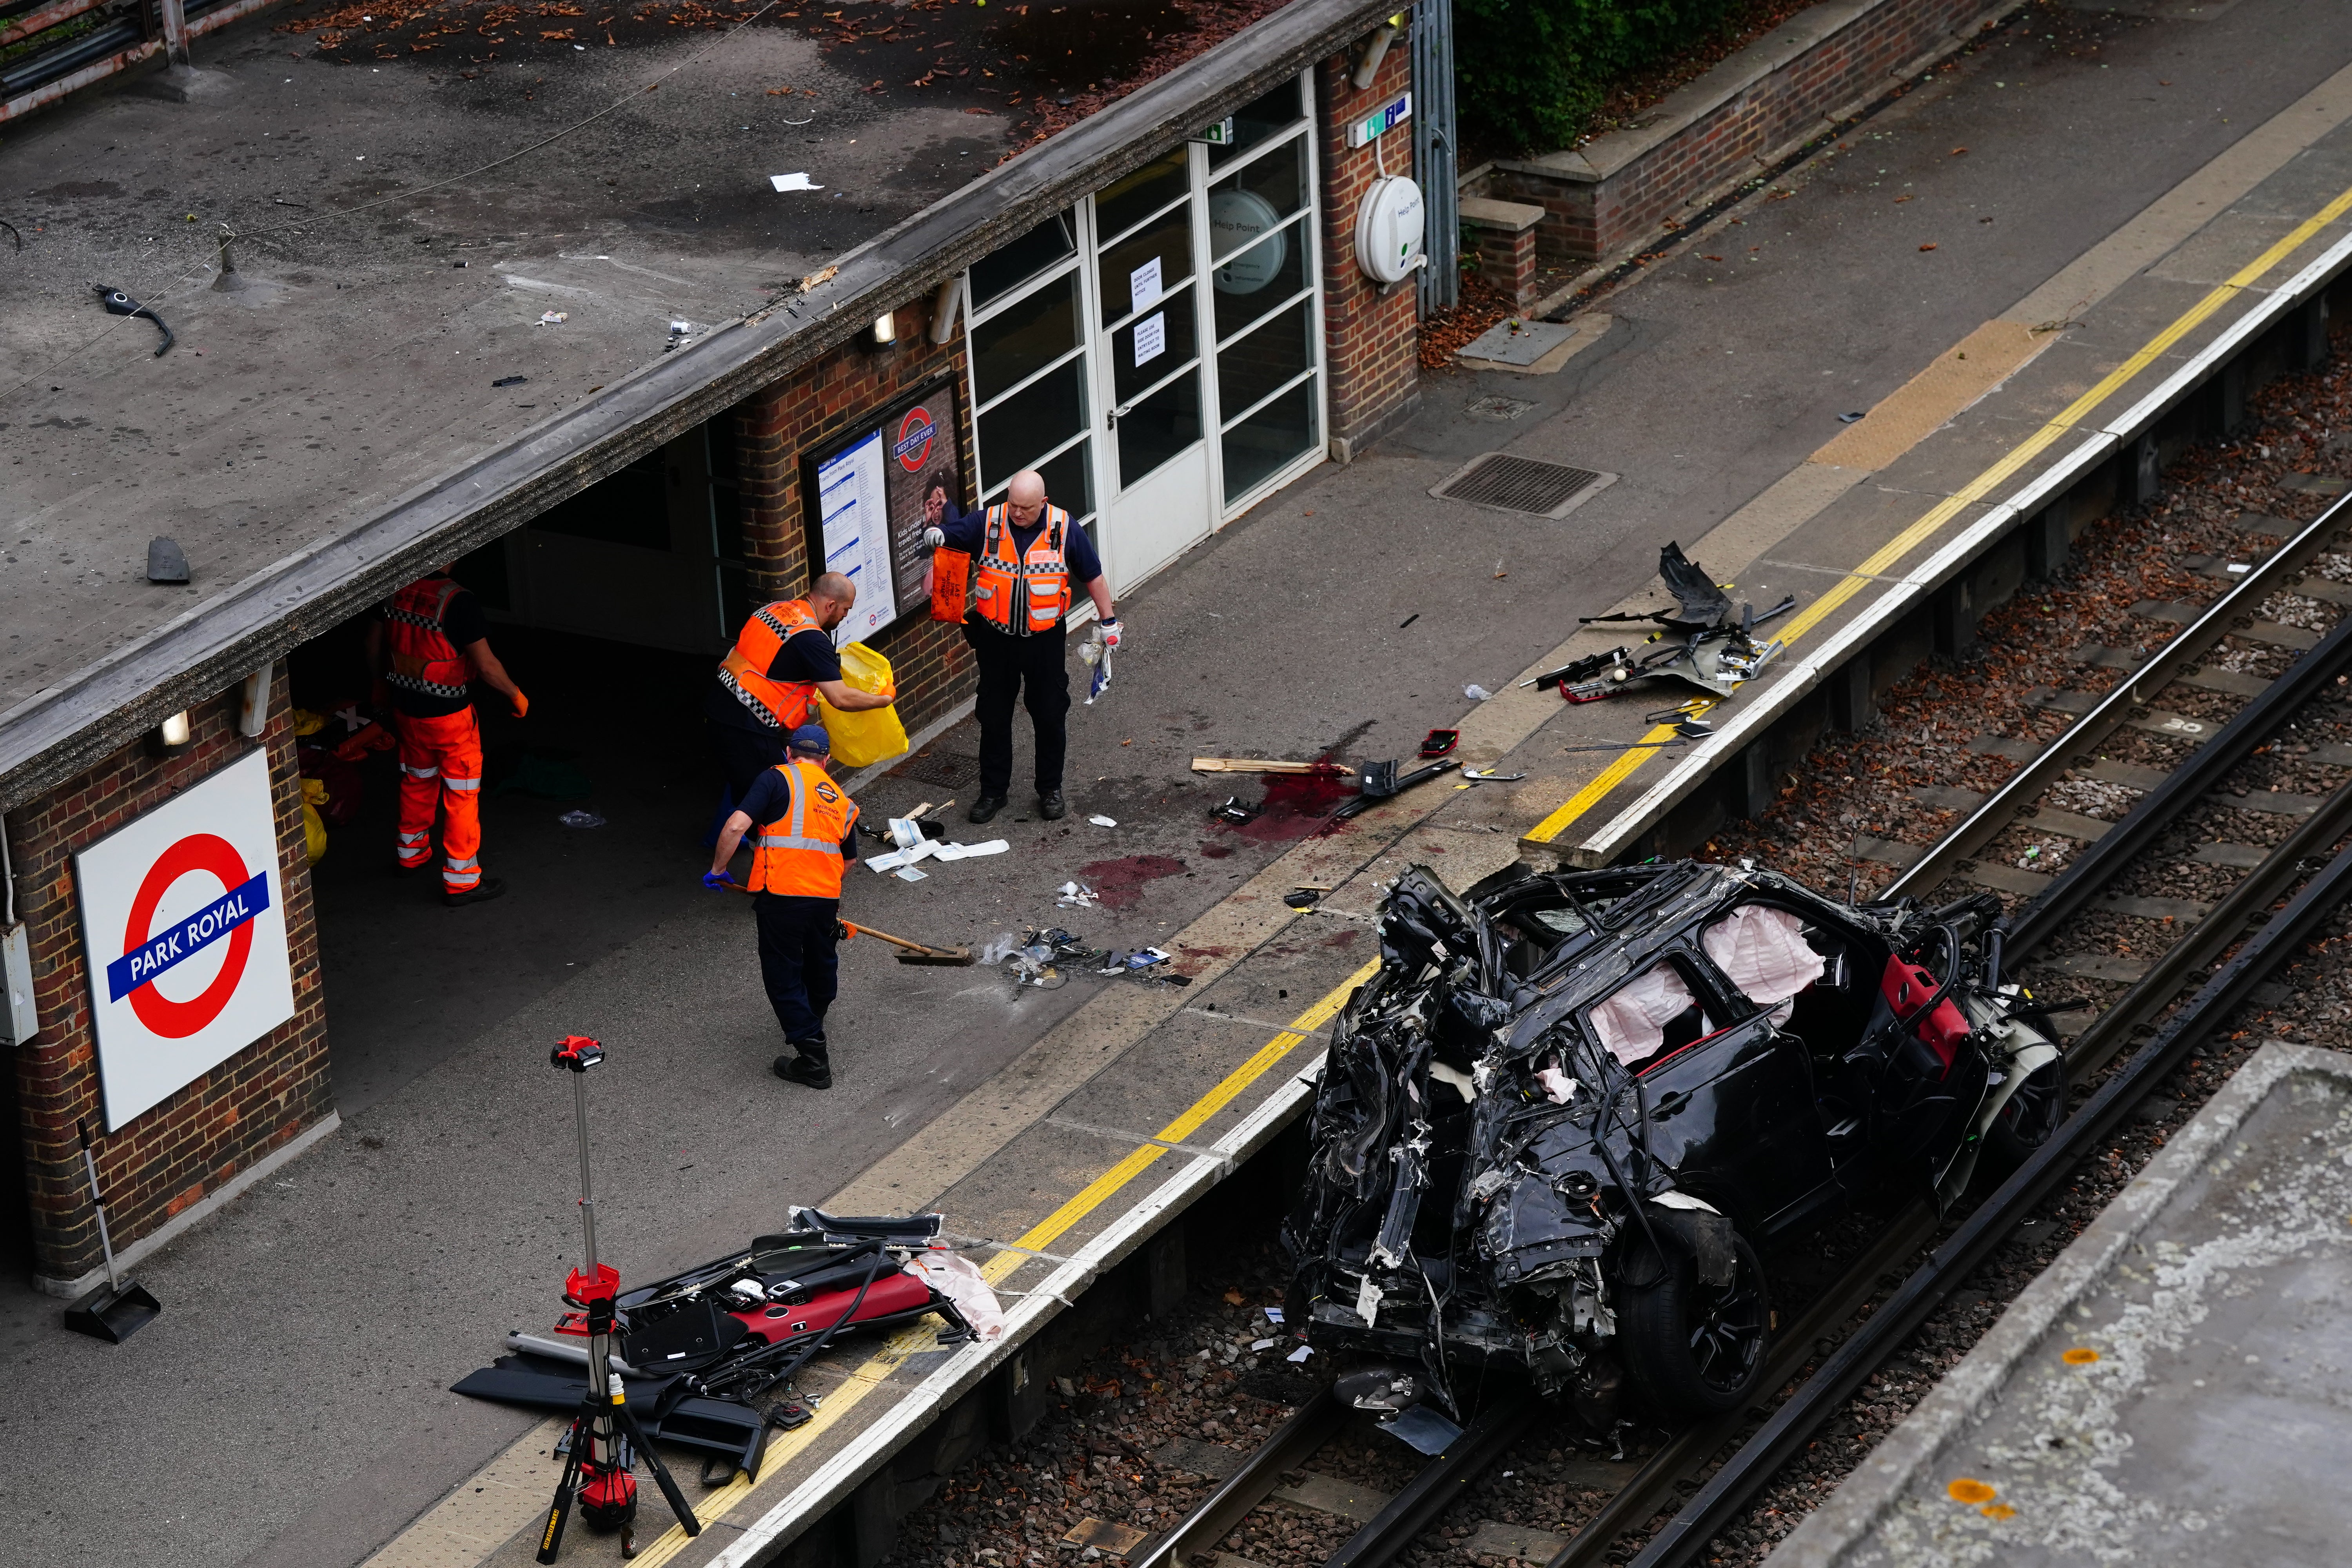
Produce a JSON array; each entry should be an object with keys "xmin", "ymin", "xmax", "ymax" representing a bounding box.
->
[
  {"xmin": 1218, "ymin": 299, "xmax": 1311, "ymax": 421},
  {"xmin": 971, "ymin": 272, "xmax": 1080, "ymax": 405},
  {"xmin": 1212, "ymin": 218, "xmax": 1308, "ymax": 338},
  {"xmin": 978, "ymin": 358, "xmax": 1087, "ymax": 490},
  {"xmin": 1035, "ymin": 438, "xmax": 1096, "ymax": 525},
  {"xmin": 1207, "ymin": 137, "xmax": 1304, "ymax": 260},
  {"xmin": 1207, "ymin": 78, "xmax": 1304, "ymax": 168},
  {"xmin": 1116, "ymin": 369, "xmax": 1201, "ymax": 489},
  {"xmin": 1111, "ymin": 287, "xmax": 1199, "ymax": 405},
  {"xmin": 1221, "ymin": 374, "xmax": 1317, "ymax": 503},
  {"xmin": 531, "ymin": 452, "xmax": 669, "ymax": 550},
  {"xmin": 971, "ymin": 210, "xmax": 1077, "ymax": 309},
  {"xmin": 1094, "ymin": 148, "xmax": 1188, "ymax": 244},
  {"xmin": 1097, "ymin": 205, "xmax": 1193, "ymax": 329}
]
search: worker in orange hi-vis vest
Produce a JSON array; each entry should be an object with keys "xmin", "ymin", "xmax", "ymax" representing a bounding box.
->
[
  {"xmin": 365, "ymin": 566, "xmax": 528, "ymax": 907},
  {"xmin": 704, "ymin": 571, "xmax": 897, "ymax": 805}
]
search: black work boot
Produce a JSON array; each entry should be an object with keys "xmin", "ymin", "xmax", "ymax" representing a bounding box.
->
[
  {"xmin": 1038, "ymin": 789, "xmax": 1067, "ymax": 820},
  {"xmin": 773, "ymin": 1037, "xmax": 832, "ymax": 1090},
  {"xmin": 443, "ymin": 875, "xmax": 507, "ymax": 908},
  {"xmin": 968, "ymin": 796, "xmax": 1005, "ymax": 824}
]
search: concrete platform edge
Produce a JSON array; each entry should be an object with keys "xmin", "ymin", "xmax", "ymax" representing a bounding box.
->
[
  {"xmin": 31, "ymin": 1109, "xmax": 342, "ymax": 1299},
  {"xmin": 1762, "ymin": 1040, "xmax": 2348, "ymax": 1567}
]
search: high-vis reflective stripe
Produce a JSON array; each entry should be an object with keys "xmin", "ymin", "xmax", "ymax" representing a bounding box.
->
[
  {"xmin": 443, "ymin": 775, "xmax": 482, "ymax": 791},
  {"xmin": 748, "ymin": 760, "xmax": 860, "ymax": 897},
  {"xmin": 973, "ymin": 505, "xmax": 1072, "ymax": 635},
  {"xmin": 402, "ymin": 763, "xmax": 440, "ymax": 779},
  {"xmin": 385, "ymin": 579, "xmax": 474, "ymax": 700},
  {"xmin": 717, "ymin": 600, "xmax": 826, "ymax": 728}
]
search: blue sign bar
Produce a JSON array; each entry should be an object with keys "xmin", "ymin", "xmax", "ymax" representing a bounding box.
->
[{"xmin": 106, "ymin": 872, "xmax": 271, "ymax": 1003}]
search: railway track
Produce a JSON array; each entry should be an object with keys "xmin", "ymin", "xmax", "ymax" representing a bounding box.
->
[{"xmin": 1132, "ymin": 492, "xmax": 2352, "ymax": 1568}]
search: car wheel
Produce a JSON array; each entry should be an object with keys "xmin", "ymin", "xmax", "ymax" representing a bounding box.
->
[
  {"xmin": 1619, "ymin": 1233, "xmax": 1771, "ymax": 1421},
  {"xmin": 1982, "ymin": 1058, "xmax": 2064, "ymax": 1180}
]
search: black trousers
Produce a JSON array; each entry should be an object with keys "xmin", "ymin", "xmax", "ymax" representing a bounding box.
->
[
  {"xmin": 967, "ymin": 619, "xmax": 1069, "ymax": 800},
  {"xmin": 709, "ymin": 719, "xmax": 788, "ymax": 805},
  {"xmin": 754, "ymin": 892, "xmax": 838, "ymax": 1057}
]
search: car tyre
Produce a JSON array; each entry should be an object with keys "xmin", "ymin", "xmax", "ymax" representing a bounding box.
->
[
  {"xmin": 1981, "ymin": 1057, "xmax": 2064, "ymax": 1180},
  {"xmin": 1619, "ymin": 1232, "xmax": 1771, "ymax": 1421}
]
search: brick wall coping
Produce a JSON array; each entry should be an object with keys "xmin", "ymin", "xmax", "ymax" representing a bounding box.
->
[
  {"xmin": 1459, "ymin": 196, "xmax": 1547, "ymax": 233},
  {"xmin": 1492, "ymin": 0, "xmax": 1881, "ymax": 186},
  {"xmin": 0, "ymin": 0, "xmax": 1397, "ymax": 817}
]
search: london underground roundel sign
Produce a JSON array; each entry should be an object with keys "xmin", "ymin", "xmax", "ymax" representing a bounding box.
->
[
  {"xmin": 76, "ymin": 749, "xmax": 296, "ymax": 1130},
  {"xmin": 894, "ymin": 406, "xmax": 936, "ymax": 472}
]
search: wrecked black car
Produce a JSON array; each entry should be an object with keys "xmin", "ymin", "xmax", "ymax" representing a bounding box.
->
[{"xmin": 1281, "ymin": 861, "xmax": 2064, "ymax": 1424}]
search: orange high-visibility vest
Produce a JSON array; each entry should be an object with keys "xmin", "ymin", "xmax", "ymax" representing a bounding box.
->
[
  {"xmin": 385, "ymin": 578, "xmax": 471, "ymax": 701},
  {"xmin": 972, "ymin": 505, "xmax": 1071, "ymax": 635},
  {"xmin": 718, "ymin": 600, "xmax": 825, "ymax": 729},
  {"xmin": 748, "ymin": 761, "xmax": 860, "ymax": 898}
]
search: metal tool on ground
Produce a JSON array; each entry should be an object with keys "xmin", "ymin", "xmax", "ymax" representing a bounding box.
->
[
  {"xmin": 1334, "ymin": 757, "xmax": 1459, "ymax": 819},
  {"xmin": 839, "ymin": 920, "xmax": 975, "ymax": 966},
  {"xmin": 535, "ymin": 1035, "xmax": 698, "ymax": 1563},
  {"xmin": 1191, "ymin": 757, "xmax": 1354, "ymax": 776},
  {"xmin": 1461, "ymin": 767, "xmax": 1526, "ymax": 782},
  {"xmin": 62, "ymin": 1119, "xmax": 161, "ymax": 1344}
]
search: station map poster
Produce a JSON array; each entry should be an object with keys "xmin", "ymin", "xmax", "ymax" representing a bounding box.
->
[
  {"xmin": 74, "ymin": 748, "xmax": 297, "ymax": 1131},
  {"xmin": 816, "ymin": 430, "xmax": 896, "ymax": 645},
  {"xmin": 804, "ymin": 380, "xmax": 965, "ymax": 641}
]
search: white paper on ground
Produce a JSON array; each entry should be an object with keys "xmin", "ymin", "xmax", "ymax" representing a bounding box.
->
[
  {"xmin": 1287, "ymin": 1344, "xmax": 1313, "ymax": 1363},
  {"xmin": 894, "ymin": 865, "xmax": 928, "ymax": 882},
  {"xmin": 906, "ymin": 1249, "xmax": 1007, "ymax": 1341},
  {"xmin": 769, "ymin": 172, "xmax": 823, "ymax": 191},
  {"xmin": 933, "ymin": 838, "xmax": 1009, "ymax": 860},
  {"xmin": 867, "ymin": 840, "xmax": 942, "ymax": 873},
  {"xmin": 1089, "ymin": 815, "xmax": 1118, "ymax": 827}
]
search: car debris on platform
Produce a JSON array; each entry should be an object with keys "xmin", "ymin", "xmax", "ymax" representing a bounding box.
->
[{"xmin": 1280, "ymin": 861, "xmax": 2069, "ymax": 1424}]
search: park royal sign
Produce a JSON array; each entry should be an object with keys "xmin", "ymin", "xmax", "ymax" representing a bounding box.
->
[{"xmin": 75, "ymin": 749, "xmax": 296, "ymax": 1130}]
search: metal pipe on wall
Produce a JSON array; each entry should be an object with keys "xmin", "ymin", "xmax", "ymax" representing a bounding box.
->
[{"xmin": 1411, "ymin": 0, "xmax": 1458, "ymax": 313}]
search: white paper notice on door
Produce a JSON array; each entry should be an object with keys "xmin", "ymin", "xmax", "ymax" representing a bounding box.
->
[
  {"xmin": 1129, "ymin": 256, "xmax": 1163, "ymax": 315},
  {"xmin": 1132, "ymin": 312, "xmax": 1167, "ymax": 368},
  {"xmin": 817, "ymin": 429, "xmax": 895, "ymax": 644}
]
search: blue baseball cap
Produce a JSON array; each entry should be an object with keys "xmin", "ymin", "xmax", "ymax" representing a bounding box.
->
[{"xmin": 786, "ymin": 724, "xmax": 832, "ymax": 755}]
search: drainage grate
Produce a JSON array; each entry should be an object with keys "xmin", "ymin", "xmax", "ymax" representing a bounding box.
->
[
  {"xmin": 1429, "ymin": 453, "xmax": 1616, "ymax": 519},
  {"xmin": 1465, "ymin": 395, "xmax": 1537, "ymax": 421},
  {"xmin": 888, "ymin": 750, "xmax": 980, "ymax": 788}
]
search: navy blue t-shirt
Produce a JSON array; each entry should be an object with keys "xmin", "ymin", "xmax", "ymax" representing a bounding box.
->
[
  {"xmin": 739, "ymin": 765, "xmax": 860, "ymax": 864},
  {"xmin": 705, "ymin": 624, "xmax": 846, "ymax": 731},
  {"xmin": 936, "ymin": 505, "xmax": 1103, "ymax": 609}
]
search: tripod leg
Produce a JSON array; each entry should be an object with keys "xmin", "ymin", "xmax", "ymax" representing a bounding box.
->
[
  {"xmin": 615, "ymin": 1405, "xmax": 702, "ymax": 1537},
  {"xmin": 537, "ymin": 1412, "xmax": 590, "ymax": 1564}
]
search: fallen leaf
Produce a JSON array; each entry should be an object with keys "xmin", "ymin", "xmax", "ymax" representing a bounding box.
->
[
  {"xmin": 1894, "ymin": 194, "xmax": 1913, "ymax": 203},
  {"xmin": 1702, "ymin": 254, "xmax": 1723, "ymax": 261},
  {"xmin": 1919, "ymin": 243, "xmax": 1938, "ymax": 252},
  {"xmin": 1222, "ymin": 1287, "xmax": 1245, "ymax": 1305},
  {"xmin": 799, "ymin": 264, "xmax": 839, "ymax": 292},
  {"xmin": 1950, "ymin": 145, "xmax": 1968, "ymax": 155}
]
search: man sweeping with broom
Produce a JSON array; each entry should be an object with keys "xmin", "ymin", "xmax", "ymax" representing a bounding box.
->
[{"xmin": 704, "ymin": 725, "xmax": 860, "ymax": 1090}]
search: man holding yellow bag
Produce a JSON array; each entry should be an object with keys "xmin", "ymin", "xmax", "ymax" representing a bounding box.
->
[{"xmin": 704, "ymin": 571, "xmax": 898, "ymax": 802}]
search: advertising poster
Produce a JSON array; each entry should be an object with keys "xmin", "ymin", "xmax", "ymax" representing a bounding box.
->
[
  {"xmin": 74, "ymin": 748, "xmax": 297, "ymax": 1131},
  {"xmin": 815, "ymin": 428, "xmax": 896, "ymax": 645},
  {"xmin": 878, "ymin": 385, "xmax": 962, "ymax": 624}
]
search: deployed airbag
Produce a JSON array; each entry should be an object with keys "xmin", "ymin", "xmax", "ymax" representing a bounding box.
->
[
  {"xmin": 1700, "ymin": 904, "xmax": 1824, "ymax": 1007},
  {"xmin": 1589, "ymin": 962, "xmax": 1709, "ymax": 1064}
]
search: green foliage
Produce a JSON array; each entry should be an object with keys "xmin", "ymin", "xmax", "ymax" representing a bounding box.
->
[{"xmin": 1457, "ymin": 0, "xmax": 1746, "ymax": 155}]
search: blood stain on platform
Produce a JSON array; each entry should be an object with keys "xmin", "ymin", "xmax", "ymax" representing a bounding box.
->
[
  {"xmin": 1079, "ymin": 854, "xmax": 1187, "ymax": 909},
  {"xmin": 1212, "ymin": 766, "xmax": 1357, "ymax": 845}
]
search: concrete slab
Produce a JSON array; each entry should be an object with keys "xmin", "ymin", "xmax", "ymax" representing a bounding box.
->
[{"xmin": 1765, "ymin": 1043, "xmax": 2352, "ymax": 1568}]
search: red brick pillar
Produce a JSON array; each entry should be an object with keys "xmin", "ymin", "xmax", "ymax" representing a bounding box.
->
[
  {"xmin": 7, "ymin": 666, "xmax": 333, "ymax": 1288},
  {"xmin": 726, "ymin": 302, "xmax": 981, "ymax": 744},
  {"xmin": 1318, "ymin": 32, "xmax": 1422, "ymax": 460}
]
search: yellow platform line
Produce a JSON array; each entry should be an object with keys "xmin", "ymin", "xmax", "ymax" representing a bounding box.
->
[
  {"xmin": 631, "ymin": 955, "xmax": 1380, "ymax": 1563},
  {"xmin": 1526, "ymin": 179, "xmax": 2352, "ymax": 846}
]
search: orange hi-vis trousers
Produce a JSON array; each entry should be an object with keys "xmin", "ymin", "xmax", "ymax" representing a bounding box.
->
[{"xmin": 393, "ymin": 708, "xmax": 485, "ymax": 893}]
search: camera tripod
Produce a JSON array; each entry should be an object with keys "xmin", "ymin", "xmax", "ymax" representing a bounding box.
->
[{"xmin": 537, "ymin": 1035, "xmax": 700, "ymax": 1562}]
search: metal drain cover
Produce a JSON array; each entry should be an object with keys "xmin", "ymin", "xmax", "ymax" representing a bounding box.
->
[
  {"xmin": 1465, "ymin": 395, "xmax": 1537, "ymax": 421},
  {"xmin": 1430, "ymin": 453, "xmax": 1616, "ymax": 519}
]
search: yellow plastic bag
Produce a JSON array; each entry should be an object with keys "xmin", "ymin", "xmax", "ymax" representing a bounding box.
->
[
  {"xmin": 300, "ymin": 777, "xmax": 330, "ymax": 865},
  {"xmin": 818, "ymin": 641, "xmax": 908, "ymax": 768}
]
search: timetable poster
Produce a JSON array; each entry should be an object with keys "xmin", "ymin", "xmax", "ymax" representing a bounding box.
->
[
  {"xmin": 815, "ymin": 429, "xmax": 895, "ymax": 645},
  {"xmin": 879, "ymin": 385, "xmax": 963, "ymax": 624}
]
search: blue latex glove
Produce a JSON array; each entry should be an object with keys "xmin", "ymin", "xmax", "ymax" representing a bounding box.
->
[{"xmin": 702, "ymin": 870, "xmax": 736, "ymax": 890}]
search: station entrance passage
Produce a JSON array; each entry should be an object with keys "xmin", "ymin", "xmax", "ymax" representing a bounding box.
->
[{"xmin": 287, "ymin": 422, "xmax": 750, "ymax": 1113}]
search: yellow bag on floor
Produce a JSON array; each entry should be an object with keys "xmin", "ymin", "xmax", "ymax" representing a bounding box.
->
[
  {"xmin": 818, "ymin": 641, "xmax": 908, "ymax": 768},
  {"xmin": 301, "ymin": 777, "xmax": 330, "ymax": 865}
]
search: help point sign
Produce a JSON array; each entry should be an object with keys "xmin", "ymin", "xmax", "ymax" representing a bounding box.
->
[{"xmin": 76, "ymin": 749, "xmax": 296, "ymax": 1130}]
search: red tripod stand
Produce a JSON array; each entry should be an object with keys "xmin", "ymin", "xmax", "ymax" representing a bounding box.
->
[{"xmin": 537, "ymin": 1035, "xmax": 701, "ymax": 1562}]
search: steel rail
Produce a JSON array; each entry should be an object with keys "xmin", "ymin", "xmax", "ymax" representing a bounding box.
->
[
  {"xmin": 1882, "ymin": 493, "xmax": 2352, "ymax": 901},
  {"xmin": 1131, "ymin": 1388, "xmax": 1347, "ymax": 1568},
  {"xmin": 1623, "ymin": 827, "xmax": 2352, "ymax": 1568},
  {"xmin": 1323, "ymin": 1396, "xmax": 1539, "ymax": 1568}
]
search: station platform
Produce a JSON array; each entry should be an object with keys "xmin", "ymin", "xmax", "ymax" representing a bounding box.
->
[
  {"xmin": 1767, "ymin": 1040, "xmax": 2352, "ymax": 1568},
  {"xmin": 22, "ymin": 10, "xmax": 2352, "ymax": 1568}
]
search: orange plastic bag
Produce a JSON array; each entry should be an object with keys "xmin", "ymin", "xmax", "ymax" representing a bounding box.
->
[{"xmin": 930, "ymin": 549, "xmax": 970, "ymax": 624}]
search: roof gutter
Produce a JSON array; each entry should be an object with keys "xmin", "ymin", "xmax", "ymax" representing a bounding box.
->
[{"xmin": 0, "ymin": 0, "xmax": 1399, "ymax": 812}]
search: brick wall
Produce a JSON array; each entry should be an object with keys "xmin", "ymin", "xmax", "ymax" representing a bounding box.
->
[
  {"xmin": 6, "ymin": 667, "xmax": 332, "ymax": 1283},
  {"xmin": 1487, "ymin": 0, "xmax": 2000, "ymax": 267},
  {"xmin": 730, "ymin": 300, "xmax": 980, "ymax": 742},
  {"xmin": 1317, "ymin": 36, "xmax": 1421, "ymax": 455}
]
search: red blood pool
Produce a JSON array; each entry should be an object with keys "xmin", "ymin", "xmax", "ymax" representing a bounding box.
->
[{"xmin": 1077, "ymin": 854, "xmax": 1188, "ymax": 910}]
